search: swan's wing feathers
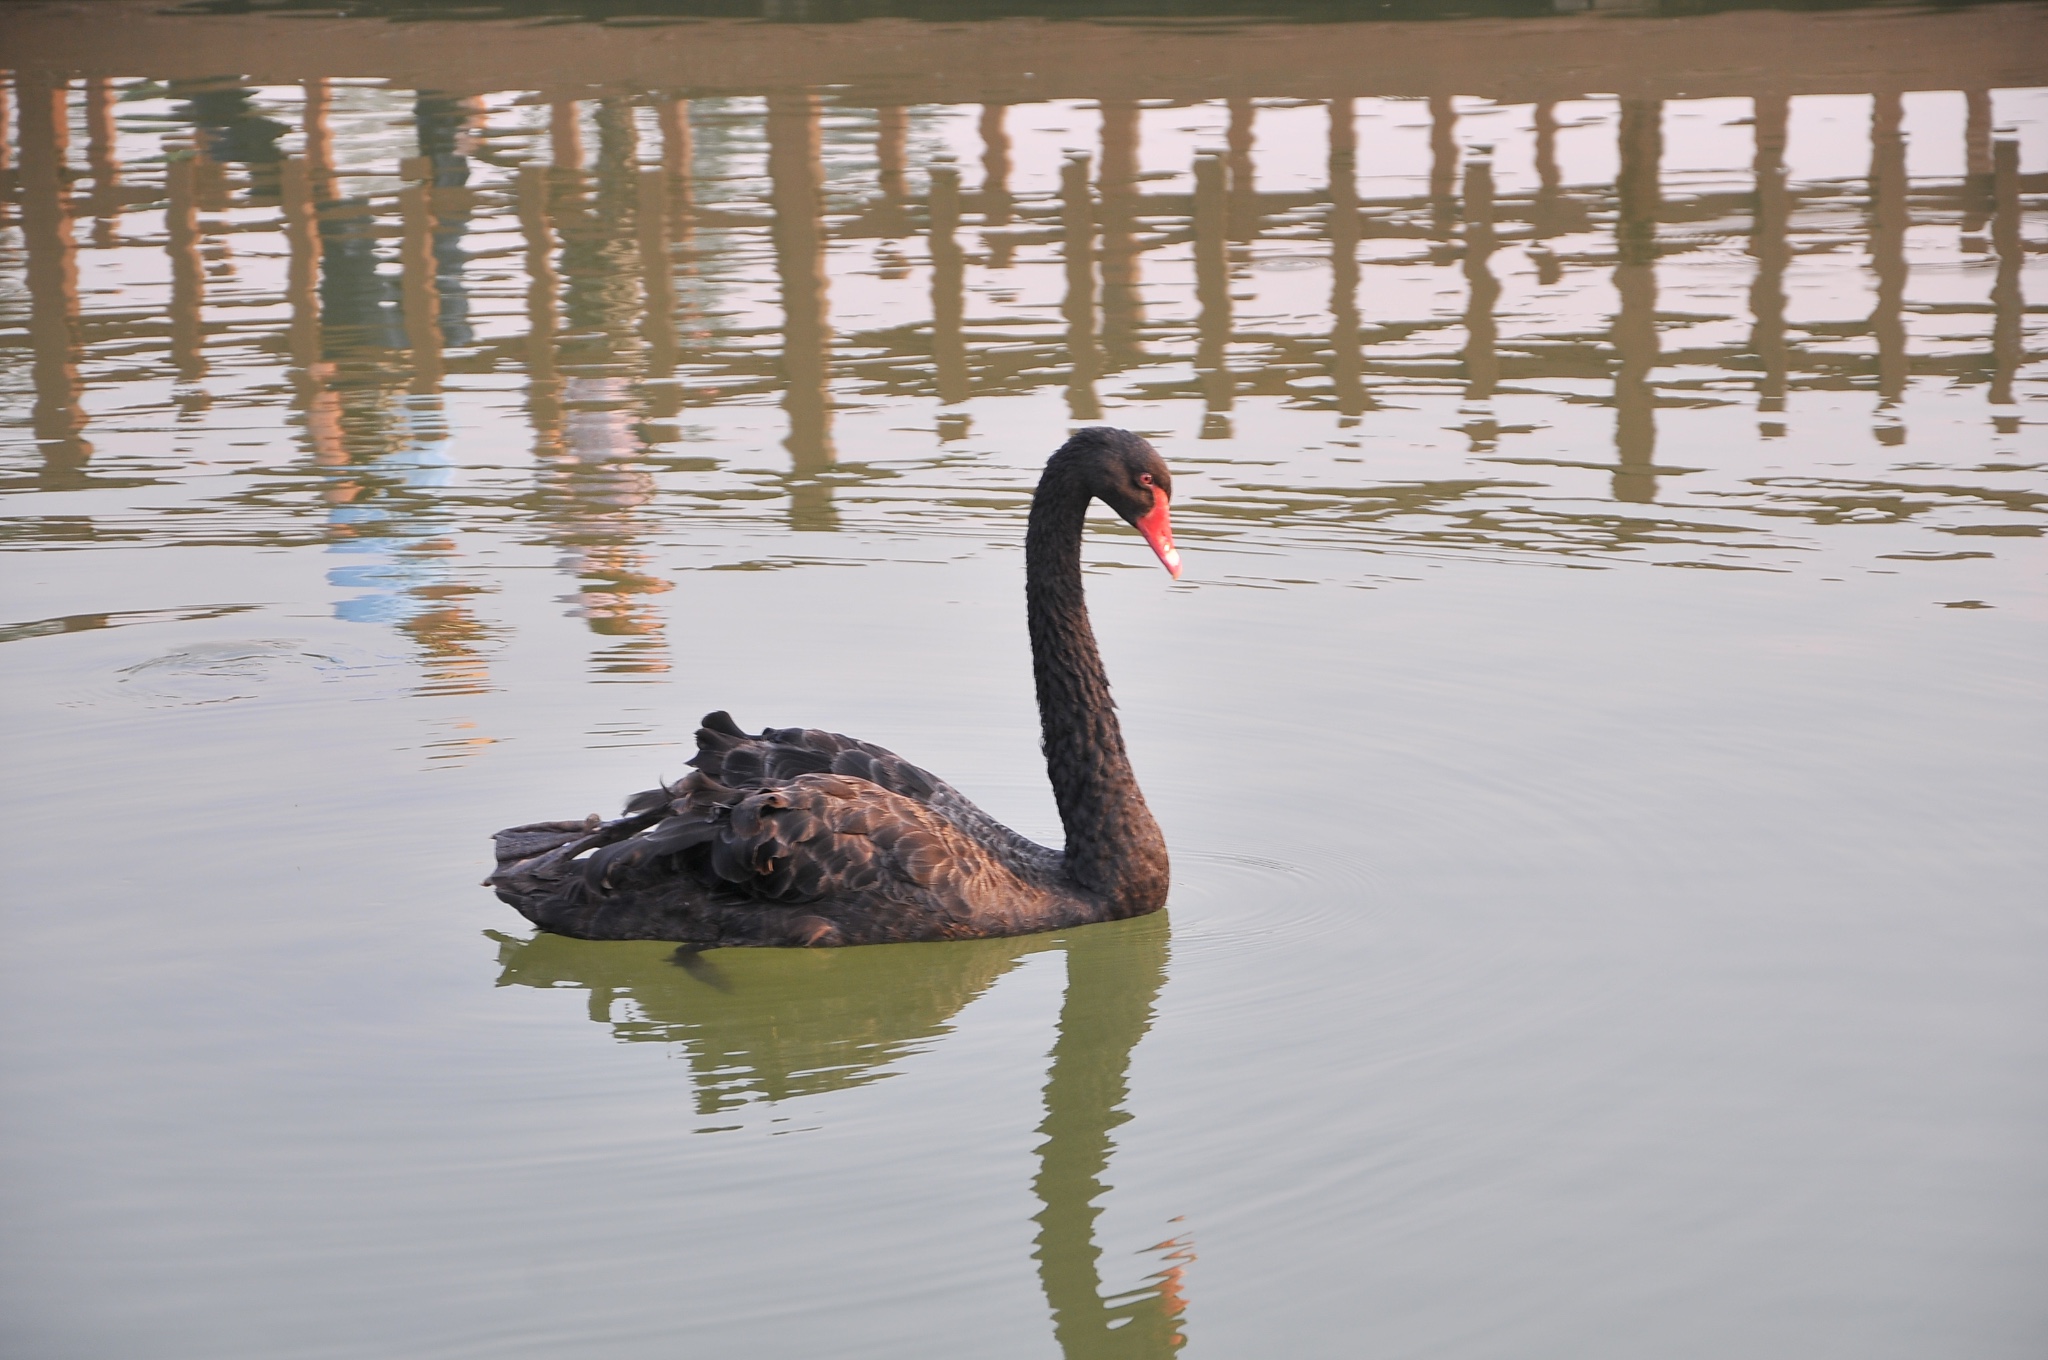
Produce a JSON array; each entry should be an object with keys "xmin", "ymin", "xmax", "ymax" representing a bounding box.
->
[
  {"xmin": 580, "ymin": 766, "xmax": 994, "ymax": 916},
  {"xmin": 671, "ymin": 713, "xmax": 1054, "ymax": 886},
  {"xmin": 688, "ymin": 714, "xmax": 941, "ymax": 805}
]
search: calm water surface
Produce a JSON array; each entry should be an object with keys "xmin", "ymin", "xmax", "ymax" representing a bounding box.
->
[{"xmin": 3, "ymin": 2, "xmax": 2046, "ymax": 1355}]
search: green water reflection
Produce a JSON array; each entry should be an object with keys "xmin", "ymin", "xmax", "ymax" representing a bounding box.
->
[{"xmin": 493, "ymin": 915, "xmax": 1188, "ymax": 1356}]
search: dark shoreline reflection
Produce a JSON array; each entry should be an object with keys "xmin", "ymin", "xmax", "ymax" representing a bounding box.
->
[{"xmin": 490, "ymin": 914, "xmax": 1188, "ymax": 1355}]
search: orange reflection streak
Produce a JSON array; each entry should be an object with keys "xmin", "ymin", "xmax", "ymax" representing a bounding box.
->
[
  {"xmin": 400, "ymin": 180, "xmax": 444, "ymax": 395},
  {"xmin": 19, "ymin": 75, "xmax": 92, "ymax": 482},
  {"xmin": 85, "ymin": 77, "xmax": 120, "ymax": 246}
]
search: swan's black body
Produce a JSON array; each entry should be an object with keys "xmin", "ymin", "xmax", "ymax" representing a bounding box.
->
[{"xmin": 487, "ymin": 429, "xmax": 1179, "ymax": 947}]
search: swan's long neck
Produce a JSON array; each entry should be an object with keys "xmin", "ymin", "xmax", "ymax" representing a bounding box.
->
[{"xmin": 1025, "ymin": 464, "xmax": 1171, "ymax": 916}]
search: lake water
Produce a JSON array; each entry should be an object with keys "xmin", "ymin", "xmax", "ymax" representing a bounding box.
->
[{"xmin": 2, "ymin": 2, "xmax": 2045, "ymax": 1355}]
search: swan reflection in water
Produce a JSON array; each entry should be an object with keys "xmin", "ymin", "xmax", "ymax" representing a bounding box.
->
[{"xmin": 489, "ymin": 913, "xmax": 1188, "ymax": 1356}]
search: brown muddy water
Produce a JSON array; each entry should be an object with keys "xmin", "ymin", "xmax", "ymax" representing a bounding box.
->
[{"xmin": 1, "ymin": 2, "xmax": 2045, "ymax": 1356}]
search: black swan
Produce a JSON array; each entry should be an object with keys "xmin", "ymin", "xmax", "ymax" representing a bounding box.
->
[{"xmin": 486, "ymin": 427, "xmax": 1182, "ymax": 947}]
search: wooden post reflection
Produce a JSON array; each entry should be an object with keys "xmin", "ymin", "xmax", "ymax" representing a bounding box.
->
[
  {"xmin": 303, "ymin": 79, "xmax": 335, "ymax": 204},
  {"xmin": 0, "ymin": 78, "xmax": 15, "ymax": 228},
  {"xmin": 1461, "ymin": 152, "xmax": 1500, "ymax": 418},
  {"xmin": 981, "ymin": 104, "xmax": 1015, "ymax": 269},
  {"xmin": 1062, "ymin": 154, "xmax": 1102, "ymax": 421},
  {"xmin": 282, "ymin": 155, "xmax": 322, "ymax": 370},
  {"xmin": 19, "ymin": 76, "xmax": 92, "ymax": 478},
  {"xmin": 1869, "ymin": 93, "xmax": 1907, "ymax": 440},
  {"xmin": 1328, "ymin": 98, "xmax": 1368, "ymax": 418},
  {"xmin": 1193, "ymin": 152, "xmax": 1232, "ymax": 436},
  {"xmin": 1428, "ymin": 94, "xmax": 1457, "ymax": 241},
  {"xmin": 1989, "ymin": 136, "xmax": 2021, "ymax": 411},
  {"xmin": 1531, "ymin": 100, "xmax": 1564, "ymax": 283},
  {"xmin": 518, "ymin": 164, "xmax": 563, "ymax": 457},
  {"xmin": 1099, "ymin": 99, "xmax": 1146, "ymax": 370},
  {"xmin": 657, "ymin": 97, "xmax": 693, "ymax": 232},
  {"xmin": 766, "ymin": 93, "xmax": 836, "ymax": 527},
  {"xmin": 400, "ymin": 179, "xmax": 444, "ymax": 394},
  {"xmin": 1963, "ymin": 90, "xmax": 1992, "ymax": 235},
  {"xmin": 281, "ymin": 154, "xmax": 342, "ymax": 470},
  {"xmin": 167, "ymin": 151, "xmax": 206, "ymax": 383},
  {"xmin": 1749, "ymin": 95, "xmax": 1790, "ymax": 424},
  {"xmin": 930, "ymin": 159, "xmax": 969, "ymax": 406},
  {"xmin": 1032, "ymin": 921, "xmax": 1188, "ymax": 1358},
  {"xmin": 550, "ymin": 100, "xmax": 584, "ymax": 172},
  {"xmin": 85, "ymin": 77, "xmax": 121, "ymax": 246},
  {"xmin": 877, "ymin": 104, "xmax": 908, "ymax": 203},
  {"xmin": 639, "ymin": 168, "xmax": 679, "ymax": 388},
  {"xmin": 1612, "ymin": 99, "xmax": 1661, "ymax": 503},
  {"xmin": 1226, "ymin": 98, "xmax": 1257, "ymax": 245}
]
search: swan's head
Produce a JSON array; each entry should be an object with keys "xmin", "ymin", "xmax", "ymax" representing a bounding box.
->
[{"xmin": 1060, "ymin": 427, "xmax": 1182, "ymax": 580}]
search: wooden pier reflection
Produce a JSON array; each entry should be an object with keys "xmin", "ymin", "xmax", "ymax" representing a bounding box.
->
[{"xmin": 2, "ymin": 2, "xmax": 2041, "ymax": 646}]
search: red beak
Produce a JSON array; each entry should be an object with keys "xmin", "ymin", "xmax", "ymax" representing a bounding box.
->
[{"xmin": 1134, "ymin": 486, "xmax": 1182, "ymax": 580}]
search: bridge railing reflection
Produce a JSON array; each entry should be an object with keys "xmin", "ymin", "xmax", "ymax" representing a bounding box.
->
[{"xmin": 5, "ymin": 74, "xmax": 2039, "ymax": 629}]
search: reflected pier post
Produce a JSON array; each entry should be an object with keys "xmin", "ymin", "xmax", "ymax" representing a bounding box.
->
[
  {"xmin": 1963, "ymin": 90, "xmax": 1993, "ymax": 236},
  {"xmin": 1099, "ymin": 99, "xmax": 1147, "ymax": 371},
  {"xmin": 1612, "ymin": 99, "xmax": 1662, "ymax": 504},
  {"xmin": 85, "ymin": 77, "xmax": 121, "ymax": 246},
  {"xmin": 518, "ymin": 165, "xmax": 564, "ymax": 457},
  {"xmin": 638, "ymin": 166, "xmax": 679, "ymax": 387},
  {"xmin": 877, "ymin": 104, "xmax": 910, "ymax": 238},
  {"xmin": 929, "ymin": 157, "xmax": 969, "ymax": 407},
  {"xmin": 657, "ymin": 96, "xmax": 694, "ymax": 235},
  {"xmin": 1193, "ymin": 152, "xmax": 1233, "ymax": 438},
  {"xmin": 19, "ymin": 75, "xmax": 92, "ymax": 479},
  {"xmin": 1328, "ymin": 98, "xmax": 1368, "ymax": 419},
  {"xmin": 980, "ymin": 104, "xmax": 1014, "ymax": 268},
  {"xmin": 1531, "ymin": 101, "xmax": 1564, "ymax": 282},
  {"xmin": 0, "ymin": 78, "xmax": 15, "ymax": 230},
  {"xmin": 400, "ymin": 174, "xmax": 444, "ymax": 395},
  {"xmin": 1226, "ymin": 97, "xmax": 1257, "ymax": 247},
  {"xmin": 1869, "ymin": 93, "xmax": 1908, "ymax": 442},
  {"xmin": 1429, "ymin": 94, "xmax": 1458, "ymax": 244},
  {"xmin": 281, "ymin": 152, "xmax": 343, "ymax": 468},
  {"xmin": 167, "ymin": 149, "xmax": 206, "ymax": 385},
  {"xmin": 1061, "ymin": 153, "xmax": 1103, "ymax": 421},
  {"xmin": 766, "ymin": 93, "xmax": 836, "ymax": 528},
  {"xmin": 1461, "ymin": 148, "xmax": 1500, "ymax": 432},
  {"xmin": 1749, "ymin": 94, "xmax": 1790, "ymax": 434},
  {"xmin": 1989, "ymin": 135, "xmax": 2022, "ymax": 415}
]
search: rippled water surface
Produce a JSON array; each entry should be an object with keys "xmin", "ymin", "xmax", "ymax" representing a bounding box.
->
[{"xmin": 3, "ymin": 2, "xmax": 2046, "ymax": 1356}]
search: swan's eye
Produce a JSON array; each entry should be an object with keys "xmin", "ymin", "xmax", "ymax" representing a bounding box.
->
[{"xmin": 1139, "ymin": 473, "xmax": 1154, "ymax": 487}]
